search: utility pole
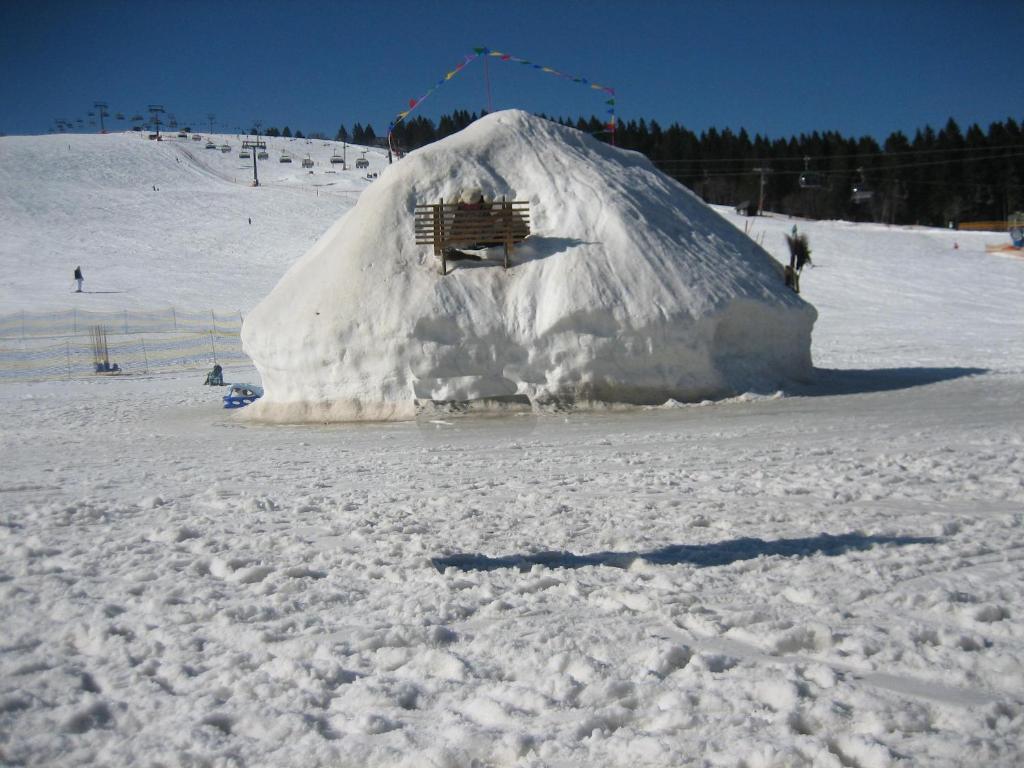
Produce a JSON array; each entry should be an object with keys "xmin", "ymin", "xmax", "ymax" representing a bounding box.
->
[
  {"xmin": 94, "ymin": 102, "xmax": 109, "ymax": 133},
  {"xmin": 207, "ymin": 113, "xmax": 216, "ymax": 134},
  {"xmin": 241, "ymin": 138, "xmax": 266, "ymax": 186},
  {"xmin": 148, "ymin": 104, "xmax": 165, "ymax": 140},
  {"xmin": 752, "ymin": 167, "xmax": 772, "ymax": 216}
]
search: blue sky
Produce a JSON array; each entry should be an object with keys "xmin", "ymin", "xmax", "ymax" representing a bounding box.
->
[{"xmin": 2, "ymin": 1, "xmax": 1021, "ymax": 140}]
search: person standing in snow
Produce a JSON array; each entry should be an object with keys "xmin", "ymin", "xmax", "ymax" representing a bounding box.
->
[{"xmin": 74, "ymin": 266, "xmax": 83, "ymax": 293}]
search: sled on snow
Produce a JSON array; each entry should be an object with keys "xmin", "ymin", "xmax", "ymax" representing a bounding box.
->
[{"xmin": 223, "ymin": 383, "xmax": 263, "ymax": 409}]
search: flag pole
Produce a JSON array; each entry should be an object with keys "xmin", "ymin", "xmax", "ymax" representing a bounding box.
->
[{"xmin": 484, "ymin": 54, "xmax": 493, "ymax": 113}]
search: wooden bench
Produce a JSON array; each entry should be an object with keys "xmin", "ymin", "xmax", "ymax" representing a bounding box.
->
[{"xmin": 415, "ymin": 198, "xmax": 530, "ymax": 274}]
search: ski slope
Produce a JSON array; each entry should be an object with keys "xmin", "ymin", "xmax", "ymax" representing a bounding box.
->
[
  {"xmin": 0, "ymin": 131, "xmax": 388, "ymax": 313},
  {"xmin": 1, "ymin": 128, "xmax": 1023, "ymax": 767}
]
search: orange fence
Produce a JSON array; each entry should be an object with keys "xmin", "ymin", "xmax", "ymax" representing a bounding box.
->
[{"xmin": 957, "ymin": 221, "xmax": 1007, "ymax": 232}]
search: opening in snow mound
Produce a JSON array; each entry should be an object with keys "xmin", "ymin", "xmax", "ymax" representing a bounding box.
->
[{"xmin": 241, "ymin": 110, "xmax": 816, "ymax": 422}]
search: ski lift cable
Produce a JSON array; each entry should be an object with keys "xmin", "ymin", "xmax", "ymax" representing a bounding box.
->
[
  {"xmin": 654, "ymin": 151, "xmax": 1024, "ymax": 178},
  {"xmin": 652, "ymin": 142, "xmax": 1024, "ymax": 167}
]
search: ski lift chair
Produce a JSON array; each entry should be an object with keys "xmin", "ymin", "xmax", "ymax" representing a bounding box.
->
[
  {"xmin": 799, "ymin": 172, "xmax": 825, "ymax": 189},
  {"xmin": 799, "ymin": 157, "xmax": 825, "ymax": 190},
  {"xmin": 851, "ymin": 185, "xmax": 874, "ymax": 204},
  {"xmin": 851, "ymin": 167, "xmax": 874, "ymax": 204}
]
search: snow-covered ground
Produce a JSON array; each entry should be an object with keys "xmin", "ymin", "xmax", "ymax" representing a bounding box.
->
[
  {"xmin": 0, "ymin": 131, "xmax": 386, "ymax": 313},
  {"xmin": 1, "ymin": 130, "xmax": 1023, "ymax": 767}
]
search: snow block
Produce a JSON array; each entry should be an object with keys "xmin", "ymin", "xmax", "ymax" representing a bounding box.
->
[{"xmin": 240, "ymin": 110, "xmax": 816, "ymax": 422}]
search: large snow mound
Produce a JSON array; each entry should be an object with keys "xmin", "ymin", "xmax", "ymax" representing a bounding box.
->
[{"xmin": 241, "ymin": 110, "xmax": 817, "ymax": 421}]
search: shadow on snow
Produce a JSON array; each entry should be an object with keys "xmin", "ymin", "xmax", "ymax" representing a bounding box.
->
[
  {"xmin": 449, "ymin": 237, "xmax": 597, "ymax": 271},
  {"xmin": 432, "ymin": 532, "xmax": 938, "ymax": 573},
  {"xmin": 796, "ymin": 366, "xmax": 987, "ymax": 397}
]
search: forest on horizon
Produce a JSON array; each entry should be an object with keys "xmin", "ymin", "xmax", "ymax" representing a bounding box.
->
[{"xmin": 378, "ymin": 110, "xmax": 1024, "ymax": 228}]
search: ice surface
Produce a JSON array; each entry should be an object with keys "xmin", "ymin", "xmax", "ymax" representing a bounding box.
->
[{"xmin": 241, "ymin": 111, "xmax": 817, "ymax": 421}]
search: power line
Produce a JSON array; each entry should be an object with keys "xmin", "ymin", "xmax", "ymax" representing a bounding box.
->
[
  {"xmin": 652, "ymin": 142, "xmax": 1024, "ymax": 167},
  {"xmin": 653, "ymin": 151, "xmax": 1024, "ymax": 179}
]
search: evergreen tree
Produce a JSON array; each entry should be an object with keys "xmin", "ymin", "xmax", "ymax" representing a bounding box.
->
[
  {"xmin": 282, "ymin": 126, "xmax": 292, "ymax": 138},
  {"xmin": 334, "ymin": 107, "xmax": 1024, "ymax": 226}
]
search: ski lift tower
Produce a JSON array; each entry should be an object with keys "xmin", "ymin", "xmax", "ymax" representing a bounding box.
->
[
  {"xmin": 148, "ymin": 104, "xmax": 165, "ymax": 140},
  {"xmin": 241, "ymin": 138, "xmax": 266, "ymax": 186},
  {"xmin": 752, "ymin": 166, "xmax": 772, "ymax": 215},
  {"xmin": 93, "ymin": 102, "xmax": 109, "ymax": 133}
]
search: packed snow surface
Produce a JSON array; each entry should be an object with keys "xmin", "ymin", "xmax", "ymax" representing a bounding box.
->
[
  {"xmin": 2, "ymin": 127, "xmax": 1024, "ymax": 767},
  {"xmin": 241, "ymin": 111, "xmax": 817, "ymax": 422}
]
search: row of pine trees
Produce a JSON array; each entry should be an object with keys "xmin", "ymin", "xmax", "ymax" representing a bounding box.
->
[{"xmin": 381, "ymin": 112, "xmax": 1024, "ymax": 227}]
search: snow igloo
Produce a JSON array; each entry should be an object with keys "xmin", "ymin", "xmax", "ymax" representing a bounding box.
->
[{"xmin": 241, "ymin": 110, "xmax": 816, "ymax": 422}]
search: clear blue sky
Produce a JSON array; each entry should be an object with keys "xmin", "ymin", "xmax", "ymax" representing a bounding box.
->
[{"xmin": 2, "ymin": 0, "xmax": 1021, "ymax": 141}]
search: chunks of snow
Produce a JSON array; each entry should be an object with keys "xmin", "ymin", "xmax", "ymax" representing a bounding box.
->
[{"xmin": 241, "ymin": 110, "xmax": 815, "ymax": 421}]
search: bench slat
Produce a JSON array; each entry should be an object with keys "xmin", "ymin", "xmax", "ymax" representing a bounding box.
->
[{"xmin": 415, "ymin": 199, "xmax": 531, "ymax": 274}]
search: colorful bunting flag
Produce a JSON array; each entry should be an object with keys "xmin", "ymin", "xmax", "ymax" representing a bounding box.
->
[{"xmin": 387, "ymin": 47, "xmax": 616, "ymax": 150}]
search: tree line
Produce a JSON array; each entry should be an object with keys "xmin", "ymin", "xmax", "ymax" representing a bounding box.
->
[{"xmin": 381, "ymin": 111, "xmax": 1024, "ymax": 227}]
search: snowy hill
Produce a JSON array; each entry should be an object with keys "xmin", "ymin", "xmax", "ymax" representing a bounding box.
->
[
  {"xmin": 242, "ymin": 111, "xmax": 817, "ymax": 421},
  {"xmin": 0, "ymin": 130, "xmax": 387, "ymax": 313}
]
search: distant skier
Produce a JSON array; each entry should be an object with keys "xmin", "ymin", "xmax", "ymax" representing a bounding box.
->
[
  {"xmin": 248, "ymin": 217, "xmax": 251, "ymax": 225},
  {"xmin": 784, "ymin": 230, "xmax": 812, "ymax": 293},
  {"xmin": 74, "ymin": 266, "xmax": 83, "ymax": 293}
]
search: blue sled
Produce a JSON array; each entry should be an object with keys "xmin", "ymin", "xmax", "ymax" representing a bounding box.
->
[{"xmin": 223, "ymin": 383, "xmax": 263, "ymax": 409}]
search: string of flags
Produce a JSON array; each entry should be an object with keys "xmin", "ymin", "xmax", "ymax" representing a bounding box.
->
[{"xmin": 387, "ymin": 47, "xmax": 616, "ymax": 148}]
